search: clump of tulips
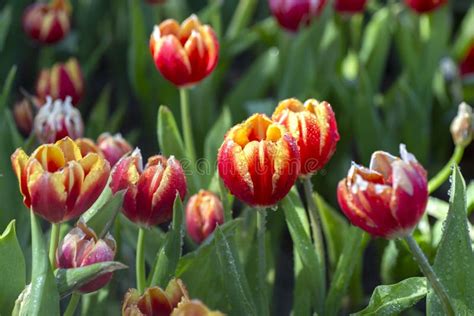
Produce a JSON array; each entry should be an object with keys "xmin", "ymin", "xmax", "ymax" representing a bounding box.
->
[{"xmin": 1, "ymin": 0, "xmax": 473, "ymax": 315}]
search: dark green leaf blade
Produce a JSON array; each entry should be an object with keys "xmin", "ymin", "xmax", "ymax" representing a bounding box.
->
[{"xmin": 0, "ymin": 220, "xmax": 26, "ymax": 315}]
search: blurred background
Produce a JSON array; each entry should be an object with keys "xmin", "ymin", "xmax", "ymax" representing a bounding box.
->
[{"xmin": 0, "ymin": 0, "xmax": 473, "ymax": 314}]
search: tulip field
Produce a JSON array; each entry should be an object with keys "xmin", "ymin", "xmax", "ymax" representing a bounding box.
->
[{"xmin": 1, "ymin": 0, "xmax": 474, "ymax": 315}]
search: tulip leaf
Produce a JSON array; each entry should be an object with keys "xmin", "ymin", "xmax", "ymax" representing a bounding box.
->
[
  {"xmin": 157, "ymin": 105, "xmax": 199, "ymax": 194},
  {"xmin": 281, "ymin": 189, "xmax": 324, "ymax": 314},
  {"xmin": 81, "ymin": 187, "xmax": 125, "ymax": 238},
  {"xmin": 325, "ymin": 227, "xmax": 366, "ymax": 316},
  {"xmin": 0, "ymin": 64, "xmax": 15, "ymax": 113},
  {"xmin": 26, "ymin": 211, "xmax": 60, "ymax": 315},
  {"xmin": 55, "ymin": 261, "xmax": 127, "ymax": 297},
  {"xmin": 214, "ymin": 226, "xmax": 257, "ymax": 316},
  {"xmin": 0, "ymin": 220, "xmax": 25, "ymax": 315},
  {"xmin": 149, "ymin": 195, "xmax": 185, "ymax": 288},
  {"xmin": 353, "ymin": 277, "xmax": 427, "ymax": 316},
  {"xmin": 452, "ymin": 6, "xmax": 474, "ymax": 59},
  {"xmin": 426, "ymin": 166, "xmax": 474, "ymax": 315},
  {"xmin": 85, "ymin": 86, "xmax": 111, "ymax": 139},
  {"xmin": 0, "ymin": 5, "xmax": 11, "ymax": 53}
]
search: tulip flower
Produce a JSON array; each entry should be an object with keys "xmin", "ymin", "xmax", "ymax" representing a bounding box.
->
[
  {"xmin": 334, "ymin": 0, "xmax": 367, "ymax": 14},
  {"xmin": 34, "ymin": 97, "xmax": 84, "ymax": 144},
  {"xmin": 11, "ymin": 137, "xmax": 111, "ymax": 223},
  {"xmin": 337, "ymin": 145, "xmax": 428, "ymax": 238},
  {"xmin": 272, "ymin": 98, "xmax": 340, "ymax": 176},
  {"xmin": 97, "ymin": 133, "xmax": 133, "ymax": 166},
  {"xmin": 23, "ymin": 0, "xmax": 71, "ymax": 44},
  {"xmin": 56, "ymin": 222, "xmax": 116, "ymax": 293},
  {"xmin": 218, "ymin": 114, "xmax": 300, "ymax": 207},
  {"xmin": 450, "ymin": 102, "xmax": 473, "ymax": 147},
  {"xmin": 122, "ymin": 279, "xmax": 189, "ymax": 315},
  {"xmin": 404, "ymin": 0, "xmax": 447, "ymax": 14},
  {"xmin": 110, "ymin": 150, "xmax": 187, "ymax": 227},
  {"xmin": 75, "ymin": 138, "xmax": 102, "ymax": 157},
  {"xmin": 171, "ymin": 300, "xmax": 224, "ymax": 316},
  {"xmin": 460, "ymin": 45, "xmax": 474, "ymax": 77},
  {"xmin": 149, "ymin": 14, "xmax": 219, "ymax": 87},
  {"xmin": 36, "ymin": 58, "xmax": 84, "ymax": 105},
  {"xmin": 268, "ymin": 0, "xmax": 327, "ymax": 32},
  {"xmin": 13, "ymin": 98, "xmax": 37, "ymax": 136},
  {"xmin": 185, "ymin": 190, "xmax": 224, "ymax": 244}
]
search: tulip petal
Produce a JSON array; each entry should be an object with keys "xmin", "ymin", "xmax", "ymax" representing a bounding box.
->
[
  {"xmin": 30, "ymin": 144, "xmax": 66, "ymax": 172},
  {"xmin": 153, "ymin": 35, "xmax": 192, "ymax": 87},
  {"xmin": 137, "ymin": 287, "xmax": 172, "ymax": 316},
  {"xmin": 56, "ymin": 137, "xmax": 83, "ymax": 161},
  {"xmin": 11, "ymin": 149, "xmax": 32, "ymax": 207},
  {"xmin": 165, "ymin": 279, "xmax": 189, "ymax": 308}
]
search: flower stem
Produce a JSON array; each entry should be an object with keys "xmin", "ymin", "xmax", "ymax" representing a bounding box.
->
[
  {"xmin": 64, "ymin": 293, "xmax": 81, "ymax": 316},
  {"xmin": 428, "ymin": 145, "xmax": 465, "ymax": 194},
  {"xmin": 404, "ymin": 235, "xmax": 455, "ymax": 316},
  {"xmin": 136, "ymin": 227, "xmax": 146, "ymax": 294},
  {"xmin": 179, "ymin": 88, "xmax": 196, "ymax": 163},
  {"xmin": 302, "ymin": 177, "xmax": 326, "ymax": 280},
  {"xmin": 49, "ymin": 223, "xmax": 60, "ymax": 269},
  {"xmin": 256, "ymin": 209, "xmax": 269, "ymax": 316}
]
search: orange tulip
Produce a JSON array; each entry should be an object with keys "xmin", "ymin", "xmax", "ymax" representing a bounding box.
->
[{"xmin": 11, "ymin": 137, "xmax": 110, "ymax": 223}]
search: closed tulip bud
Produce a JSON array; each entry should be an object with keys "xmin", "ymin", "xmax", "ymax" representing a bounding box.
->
[
  {"xmin": 122, "ymin": 279, "xmax": 189, "ymax": 316},
  {"xmin": 97, "ymin": 133, "xmax": 133, "ymax": 166},
  {"xmin": 337, "ymin": 145, "xmax": 428, "ymax": 238},
  {"xmin": 36, "ymin": 58, "xmax": 84, "ymax": 105},
  {"xmin": 450, "ymin": 102, "xmax": 473, "ymax": 147},
  {"xmin": 268, "ymin": 0, "xmax": 327, "ymax": 32},
  {"xmin": 404, "ymin": 0, "xmax": 447, "ymax": 14},
  {"xmin": 11, "ymin": 137, "xmax": 111, "ymax": 223},
  {"xmin": 150, "ymin": 14, "xmax": 219, "ymax": 87},
  {"xmin": 272, "ymin": 98, "xmax": 340, "ymax": 176},
  {"xmin": 460, "ymin": 45, "xmax": 474, "ymax": 78},
  {"xmin": 186, "ymin": 190, "xmax": 224, "ymax": 244},
  {"xmin": 56, "ymin": 222, "xmax": 116, "ymax": 293},
  {"xmin": 334, "ymin": 0, "xmax": 367, "ymax": 14},
  {"xmin": 218, "ymin": 114, "xmax": 300, "ymax": 207},
  {"xmin": 22, "ymin": 0, "xmax": 71, "ymax": 44},
  {"xmin": 171, "ymin": 300, "xmax": 224, "ymax": 316},
  {"xmin": 13, "ymin": 98, "xmax": 36, "ymax": 136},
  {"xmin": 34, "ymin": 97, "xmax": 83, "ymax": 144},
  {"xmin": 110, "ymin": 150, "xmax": 187, "ymax": 227}
]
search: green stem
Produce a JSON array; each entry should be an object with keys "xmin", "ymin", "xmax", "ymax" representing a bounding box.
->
[
  {"xmin": 49, "ymin": 223, "xmax": 60, "ymax": 269},
  {"xmin": 256, "ymin": 209, "xmax": 269, "ymax": 316},
  {"xmin": 136, "ymin": 228, "xmax": 146, "ymax": 293},
  {"xmin": 404, "ymin": 235, "xmax": 455, "ymax": 316},
  {"xmin": 64, "ymin": 293, "xmax": 81, "ymax": 316},
  {"xmin": 302, "ymin": 177, "xmax": 326, "ymax": 281},
  {"xmin": 179, "ymin": 88, "xmax": 196, "ymax": 163},
  {"xmin": 428, "ymin": 145, "xmax": 465, "ymax": 194}
]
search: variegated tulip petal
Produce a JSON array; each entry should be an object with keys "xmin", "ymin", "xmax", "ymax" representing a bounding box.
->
[
  {"xmin": 11, "ymin": 149, "xmax": 31, "ymax": 207},
  {"xmin": 137, "ymin": 287, "xmax": 173, "ymax": 316}
]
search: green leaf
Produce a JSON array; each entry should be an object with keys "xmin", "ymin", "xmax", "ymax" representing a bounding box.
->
[
  {"xmin": 80, "ymin": 187, "xmax": 125, "ymax": 238},
  {"xmin": 325, "ymin": 227, "xmax": 366, "ymax": 315},
  {"xmin": 226, "ymin": 0, "xmax": 258, "ymax": 40},
  {"xmin": 27, "ymin": 211, "xmax": 60, "ymax": 315},
  {"xmin": 214, "ymin": 226, "xmax": 257, "ymax": 316},
  {"xmin": 353, "ymin": 277, "xmax": 427, "ymax": 316},
  {"xmin": 281, "ymin": 189, "xmax": 324, "ymax": 314},
  {"xmin": 55, "ymin": 261, "xmax": 127, "ymax": 297},
  {"xmin": 85, "ymin": 86, "xmax": 111, "ymax": 139},
  {"xmin": 452, "ymin": 6, "xmax": 474, "ymax": 59},
  {"xmin": 427, "ymin": 166, "xmax": 474, "ymax": 315},
  {"xmin": 0, "ymin": 65, "xmax": 16, "ymax": 112},
  {"xmin": 466, "ymin": 181, "xmax": 474, "ymax": 215},
  {"xmin": 157, "ymin": 105, "xmax": 199, "ymax": 194},
  {"xmin": 149, "ymin": 196, "xmax": 185, "ymax": 287},
  {"xmin": 0, "ymin": 5, "xmax": 12, "ymax": 53},
  {"xmin": 0, "ymin": 220, "xmax": 26, "ymax": 315}
]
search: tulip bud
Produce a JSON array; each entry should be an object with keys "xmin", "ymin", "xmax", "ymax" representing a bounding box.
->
[
  {"xmin": 450, "ymin": 102, "xmax": 473, "ymax": 147},
  {"xmin": 150, "ymin": 14, "xmax": 219, "ymax": 87},
  {"xmin": 268, "ymin": 0, "xmax": 327, "ymax": 32},
  {"xmin": 122, "ymin": 279, "xmax": 189, "ymax": 316},
  {"xmin": 22, "ymin": 0, "xmax": 71, "ymax": 44},
  {"xmin": 272, "ymin": 98, "xmax": 340, "ymax": 176},
  {"xmin": 56, "ymin": 222, "xmax": 116, "ymax": 293},
  {"xmin": 110, "ymin": 150, "xmax": 187, "ymax": 227},
  {"xmin": 186, "ymin": 190, "xmax": 224, "ymax": 244},
  {"xmin": 404, "ymin": 0, "xmax": 447, "ymax": 14},
  {"xmin": 97, "ymin": 133, "xmax": 133, "ymax": 166},
  {"xmin": 218, "ymin": 114, "xmax": 300, "ymax": 207},
  {"xmin": 337, "ymin": 145, "xmax": 428, "ymax": 238},
  {"xmin": 11, "ymin": 137, "xmax": 111, "ymax": 223},
  {"xmin": 34, "ymin": 97, "xmax": 83, "ymax": 144},
  {"xmin": 36, "ymin": 58, "xmax": 84, "ymax": 105},
  {"xmin": 171, "ymin": 300, "xmax": 224, "ymax": 316},
  {"xmin": 460, "ymin": 45, "xmax": 474, "ymax": 78},
  {"xmin": 13, "ymin": 98, "xmax": 36, "ymax": 136},
  {"xmin": 334, "ymin": 0, "xmax": 367, "ymax": 14}
]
